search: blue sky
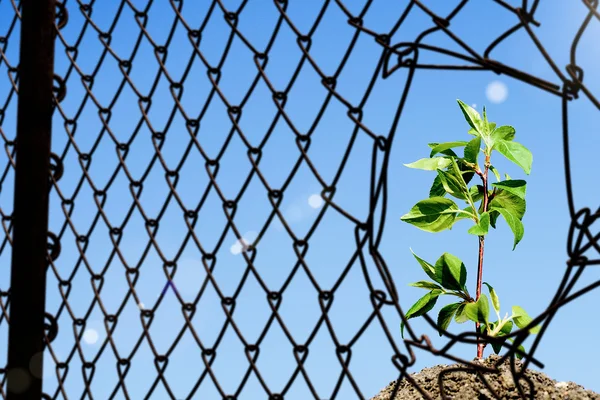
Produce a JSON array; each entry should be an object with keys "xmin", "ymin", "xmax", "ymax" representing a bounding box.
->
[{"xmin": 1, "ymin": 0, "xmax": 599, "ymax": 399}]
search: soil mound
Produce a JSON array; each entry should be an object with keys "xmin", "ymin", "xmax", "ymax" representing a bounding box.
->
[{"xmin": 370, "ymin": 354, "xmax": 600, "ymax": 399}]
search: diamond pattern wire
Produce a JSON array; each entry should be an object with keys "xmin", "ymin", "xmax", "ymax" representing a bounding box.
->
[
  {"xmin": 0, "ymin": 0, "xmax": 20, "ymax": 396},
  {"xmin": 0, "ymin": 0, "xmax": 599, "ymax": 399}
]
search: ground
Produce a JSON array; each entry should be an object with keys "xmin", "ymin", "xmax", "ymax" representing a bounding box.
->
[{"xmin": 370, "ymin": 354, "xmax": 600, "ymax": 400}]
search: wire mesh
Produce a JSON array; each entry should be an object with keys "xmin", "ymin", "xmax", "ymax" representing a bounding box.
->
[
  {"xmin": 0, "ymin": 0, "xmax": 599, "ymax": 399},
  {"xmin": 0, "ymin": 0, "xmax": 23, "ymax": 397}
]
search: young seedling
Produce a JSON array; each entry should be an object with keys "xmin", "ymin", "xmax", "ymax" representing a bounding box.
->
[{"xmin": 399, "ymin": 99, "xmax": 540, "ymax": 359}]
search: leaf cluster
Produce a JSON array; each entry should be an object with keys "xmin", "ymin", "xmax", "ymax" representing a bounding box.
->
[
  {"xmin": 400, "ymin": 100, "xmax": 532, "ymax": 250},
  {"xmin": 399, "ymin": 100, "xmax": 538, "ymax": 358},
  {"xmin": 400, "ymin": 250, "xmax": 540, "ymax": 358}
]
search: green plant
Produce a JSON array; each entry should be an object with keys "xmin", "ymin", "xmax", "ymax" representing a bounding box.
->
[{"xmin": 399, "ymin": 99, "xmax": 540, "ymax": 359}]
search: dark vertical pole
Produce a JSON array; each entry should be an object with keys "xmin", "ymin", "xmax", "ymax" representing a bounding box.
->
[{"xmin": 6, "ymin": 1, "xmax": 56, "ymax": 398}]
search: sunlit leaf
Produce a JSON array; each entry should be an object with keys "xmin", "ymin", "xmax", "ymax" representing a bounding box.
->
[
  {"xmin": 429, "ymin": 175, "xmax": 446, "ymax": 197},
  {"xmin": 401, "ymin": 197, "xmax": 460, "ymax": 233},
  {"xmin": 410, "ymin": 249, "xmax": 443, "ymax": 285},
  {"xmin": 464, "ymin": 294, "xmax": 489, "ymax": 324},
  {"xmin": 494, "ymin": 140, "xmax": 533, "ymax": 175},
  {"xmin": 454, "ymin": 303, "xmax": 469, "ymax": 323},
  {"xmin": 482, "ymin": 282, "xmax": 500, "ymax": 314},
  {"xmin": 468, "ymin": 212, "xmax": 490, "ymax": 236},
  {"xmin": 492, "ymin": 125, "xmax": 516, "ymax": 142},
  {"xmin": 491, "ymin": 179, "xmax": 527, "ymax": 200},
  {"xmin": 435, "ymin": 252, "xmax": 468, "ymax": 291},
  {"xmin": 401, "ymin": 290, "xmax": 443, "ymax": 337},
  {"xmin": 489, "ymin": 165, "xmax": 501, "ymax": 182},
  {"xmin": 457, "ymin": 99, "xmax": 484, "ymax": 136},
  {"xmin": 429, "ymin": 141, "xmax": 468, "ymax": 158},
  {"xmin": 437, "ymin": 169, "xmax": 467, "ymax": 200},
  {"xmin": 408, "ymin": 281, "xmax": 443, "ymax": 291},
  {"xmin": 464, "ymin": 137, "xmax": 481, "ymax": 164},
  {"xmin": 512, "ymin": 306, "xmax": 541, "ymax": 334},
  {"xmin": 428, "ymin": 142, "xmax": 458, "ymax": 157},
  {"xmin": 489, "ymin": 206, "xmax": 524, "ymax": 250},
  {"xmin": 404, "ymin": 157, "xmax": 453, "ymax": 171}
]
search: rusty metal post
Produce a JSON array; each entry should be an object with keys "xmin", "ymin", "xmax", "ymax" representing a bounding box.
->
[{"xmin": 6, "ymin": 1, "xmax": 56, "ymax": 398}]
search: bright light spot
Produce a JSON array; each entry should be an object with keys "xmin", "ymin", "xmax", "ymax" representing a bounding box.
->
[
  {"xmin": 83, "ymin": 329, "xmax": 99, "ymax": 345},
  {"xmin": 138, "ymin": 302, "xmax": 145, "ymax": 310},
  {"xmin": 230, "ymin": 231, "xmax": 258, "ymax": 255},
  {"xmin": 471, "ymin": 104, "xmax": 477, "ymax": 109},
  {"xmin": 308, "ymin": 194, "xmax": 324, "ymax": 209},
  {"xmin": 486, "ymin": 81, "xmax": 508, "ymax": 104},
  {"xmin": 230, "ymin": 241, "xmax": 245, "ymax": 255}
]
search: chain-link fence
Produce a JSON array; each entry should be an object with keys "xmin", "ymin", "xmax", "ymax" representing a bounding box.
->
[{"xmin": 0, "ymin": 0, "xmax": 599, "ymax": 399}]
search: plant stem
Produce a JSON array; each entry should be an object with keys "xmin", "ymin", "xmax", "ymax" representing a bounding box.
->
[
  {"xmin": 475, "ymin": 154, "xmax": 491, "ymax": 359},
  {"xmin": 475, "ymin": 236, "xmax": 485, "ymax": 358}
]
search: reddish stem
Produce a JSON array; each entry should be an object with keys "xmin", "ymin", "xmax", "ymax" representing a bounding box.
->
[
  {"xmin": 475, "ymin": 155, "xmax": 490, "ymax": 359},
  {"xmin": 475, "ymin": 236, "xmax": 485, "ymax": 358}
]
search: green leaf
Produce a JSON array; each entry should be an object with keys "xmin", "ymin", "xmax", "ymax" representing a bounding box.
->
[
  {"xmin": 490, "ymin": 191, "xmax": 525, "ymax": 220},
  {"xmin": 429, "ymin": 141, "xmax": 468, "ymax": 158},
  {"xmin": 489, "ymin": 190, "xmax": 526, "ymax": 249},
  {"xmin": 468, "ymin": 212, "xmax": 490, "ymax": 236},
  {"xmin": 499, "ymin": 320, "xmax": 513, "ymax": 336},
  {"xmin": 437, "ymin": 303, "xmax": 461, "ymax": 336},
  {"xmin": 455, "ymin": 206, "xmax": 476, "ymax": 221},
  {"xmin": 507, "ymin": 337, "xmax": 527, "ymax": 359},
  {"xmin": 450, "ymin": 158, "xmax": 471, "ymax": 192},
  {"xmin": 469, "ymin": 185, "xmax": 485, "ymax": 203},
  {"xmin": 479, "ymin": 323, "xmax": 488, "ymax": 336},
  {"xmin": 494, "ymin": 140, "xmax": 533, "ymax": 175},
  {"xmin": 512, "ymin": 306, "xmax": 541, "ymax": 334},
  {"xmin": 461, "ymin": 171, "xmax": 475, "ymax": 186},
  {"xmin": 410, "ymin": 249, "xmax": 443, "ymax": 285},
  {"xmin": 464, "ymin": 137, "xmax": 481, "ymax": 164},
  {"xmin": 408, "ymin": 281, "xmax": 443, "ymax": 291},
  {"xmin": 464, "ymin": 294, "xmax": 490, "ymax": 324},
  {"xmin": 457, "ymin": 99, "xmax": 484, "ymax": 135},
  {"xmin": 404, "ymin": 157, "xmax": 452, "ymax": 171},
  {"xmin": 429, "ymin": 175, "xmax": 446, "ymax": 198},
  {"xmin": 400, "ymin": 197, "xmax": 460, "ymax": 233},
  {"xmin": 478, "ymin": 294, "xmax": 490, "ymax": 324},
  {"xmin": 489, "ymin": 319, "xmax": 515, "ymax": 353},
  {"xmin": 435, "ymin": 253, "xmax": 468, "ymax": 291},
  {"xmin": 401, "ymin": 290, "xmax": 443, "ymax": 338},
  {"xmin": 489, "ymin": 165, "xmax": 501, "ymax": 182},
  {"xmin": 491, "ymin": 337, "xmax": 505, "ymax": 354},
  {"xmin": 428, "ymin": 143, "xmax": 458, "ymax": 157},
  {"xmin": 454, "ymin": 302, "xmax": 469, "ymax": 323},
  {"xmin": 487, "ymin": 210, "xmax": 499, "ymax": 229},
  {"xmin": 489, "ymin": 206, "xmax": 524, "ymax": 250},
  {"xmin": 482, "ymin": 107, "xmax": 497, "ymax": 136},
  {"xmin": 437, "ymin": 158, "xmax": 471, "ymax": 201},
  {"xmin": 482, "ymin": 282, "xmax": 500, "ymax": 314},
  {"xmin": 491, "ymin": 179, "xmax": 527, "ymax": 200},
  {"xmin": 492, "ymin": 125, "xmax": 515, "ymax": 142},
  {"xmin": 436, "ymin": 169, "xmax": 467, "ymax": 200}
]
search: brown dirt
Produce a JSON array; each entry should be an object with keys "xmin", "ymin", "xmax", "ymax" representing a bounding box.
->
[{"xmin": 370, "ymin": 354, "xmax": 600, "ymax": 400}]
